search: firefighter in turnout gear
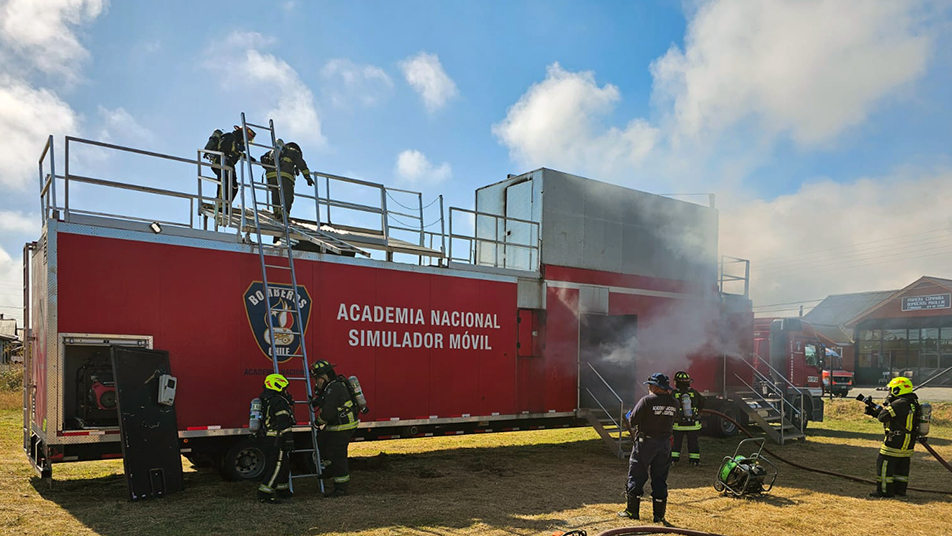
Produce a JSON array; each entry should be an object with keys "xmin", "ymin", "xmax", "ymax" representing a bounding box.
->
[
  {"xmin": 260, "ymin": 140, "xmax": 312, "ymax": 223},
  {"xmin": 671, "ymin": 371, "xmax": 705, "ymax": 466},
  {"xmin": 618, "ymin": 373, "xmax": 678, "ymax": 524},
  {"xmin": 867, "ymin": 376, "xmax": 921, "ymax": 498},
  {"xmin": 257, "ymin": 373, "xmax": 295, "ymax": 503},
  {"xmin": 206, "ymin": 125, "xmax": 255, "ymax": 216},
  {"xmin": 310, "ymin": 360, "xmax": 358, "ymax": 497}
]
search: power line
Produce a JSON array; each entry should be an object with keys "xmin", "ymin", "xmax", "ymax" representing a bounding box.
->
[
  {"xmin": 753, "ymin": 233, "xmax": 952, "ymax": 272},
  {"xmin": 748, "ymin": 225, "xmax": 952, "ymax": 265},
  {"xmin": 761, "ymin": 248, "xmax": 952, "ymax": 279},
  {"xmin": 752, "ymin": 298, "xmax": 825, "ymax": 309},
  {"xmin": 754, "ymin": 242, "xmax": 952, "ymax": 277}
]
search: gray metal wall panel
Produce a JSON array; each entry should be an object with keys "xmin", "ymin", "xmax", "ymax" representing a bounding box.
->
[{"xmin": 539, "ymin": 169, "xmax": 717, "ymax": 284}]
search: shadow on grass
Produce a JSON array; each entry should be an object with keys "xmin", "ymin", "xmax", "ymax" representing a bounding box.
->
[
  {"xmin": 27, "ymin": 435, "xmax": 952, "ymax": 536},
  {"xmin": 810, "ymin": 426, "xmax": 952, "ymax": 446}
]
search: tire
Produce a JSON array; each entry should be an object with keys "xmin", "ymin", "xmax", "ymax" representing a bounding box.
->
[
  {"xmin": 220, "ymin": 438, "xmax": 267, "ymax": 481},
  {"xmin": 714, "ymin": 404, "xmax": 740, "ymax": 438}
]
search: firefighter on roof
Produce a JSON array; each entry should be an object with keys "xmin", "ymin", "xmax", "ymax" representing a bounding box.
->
[
  {"xmin": 205, "ymin": 125, "xmax": 255, "ymax": 217},
  {"xmin": 260, "ymin": 139, "xmax": 312, "ymax": 224},
  {"xmin": 671, "ymin": 371, "xmax": 705, "ymax": 467},
  {"xmin": 257, "ymin": 373, "xmax": 295, "ymax": 503},
  {"xmin": 310, "ymin": 360, "xmax": 359, "ymax": 497},
  {"xmin": 866, "ymin": 376, "xmax": 921, "ymax": 498},
  {"xmin": 618, "ymin": 373, "xmax": 678, "ymax": 524}
]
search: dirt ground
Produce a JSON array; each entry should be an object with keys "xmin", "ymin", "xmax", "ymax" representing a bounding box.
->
[{"xmin": 0, "ymin": 400, "xmax": 950, "ymax": 536}]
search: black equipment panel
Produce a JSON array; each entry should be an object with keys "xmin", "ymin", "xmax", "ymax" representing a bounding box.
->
[{"xmin": 111, "ymin": 346, "xmax": 184, "ymax": 500}]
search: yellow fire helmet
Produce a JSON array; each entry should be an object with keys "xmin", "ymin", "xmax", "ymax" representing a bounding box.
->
[
  {"xmin": 887, "ymin": 376, "xmax": 914, "ymax": 397},
  {"xmin": 264, "ymin": 373, "xmax": 289, "ymax": 392}
]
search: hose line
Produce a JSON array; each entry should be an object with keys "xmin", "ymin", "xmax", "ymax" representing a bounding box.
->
[
  {"xmin": 700, "ymin": 409, "xmax": 952, "ymax": 495},
  {"xmin": 594, "ymin": 528, "xmax": 729, "ymax": 536}
]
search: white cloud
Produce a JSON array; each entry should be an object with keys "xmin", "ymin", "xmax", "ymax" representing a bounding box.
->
[
  {"xmin": 720, "ymin": 169, "xmax": 952, "ymax": 309},
  {"xmin": 321, "ymin": 58, "xmax": 394, "ymax": 108},
  {"xmin": 0, "ymin": 0, "xmax": 107, "ymax": 83},
  {"xmin": 0, "ymin": 210, "xmax": 38, "ymax": 235},
  {"xmin": 0, "ymin": 75, "xmax": 80, "ymax": 190},
  {"xmin": 492, "ymin": 63, "xmax": 660, "ymax": 177},
  {"xmin": 399, "ymin": 52, "xmax": 458, "ymax": 112},
  {"xmin": 651, "ymin": 0, "xmax": 931, "ymax": 146},
  {"xmin": 494, "ymin": 1, "xmax": 933, "ymax": 183},
  {"xmin": 0, "ymin": 211, "xmax": 39, "ymax": 324},
  {"xmin": 205, "ymin": 32, "xmax": 324, "ymax": 145},
  {"xmin": 394, "ymin": 150, "xmax": 452, "ymax": 185},
  {"xmin": 97, "ymin": 106, "xmax": 153, "ymax": 143}
]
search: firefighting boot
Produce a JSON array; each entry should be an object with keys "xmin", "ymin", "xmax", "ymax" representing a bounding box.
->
[
  {"xmin": 652, "ymin": 498, "xmax": 667, "ymax": 523},
  {"xmin": 617, "ymin": 495, "xmax": 639, "ymax": 519}
]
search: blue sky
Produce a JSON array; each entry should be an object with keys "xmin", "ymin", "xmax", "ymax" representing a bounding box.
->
[{"xmin": 1, "ymin": 0, "xmax": 951, "ymax": 323}]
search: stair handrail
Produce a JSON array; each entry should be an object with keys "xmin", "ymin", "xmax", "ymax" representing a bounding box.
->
[
  {"xmin": 584, "ymin": 362, "xmax": 627, "ymax": 443},
  {"xmin": 734, "ymin": 354, "xmax": 807, "ymax": 433}
]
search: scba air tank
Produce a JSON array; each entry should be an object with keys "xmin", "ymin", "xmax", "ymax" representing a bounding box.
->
[
  {"xmin": 249, "ymin": 397, "xmax": 263, "ymax": 433},
  {"xmin": 348, "ymin": 375, "xmax": 370, "ymax": 414},
  {"xmin": 681, "ymin": 393, "xmax": 694, "ymax": 419},
  {"xmin": 919, "ymin": 402, "xmax": 932, "ymax": 438}
]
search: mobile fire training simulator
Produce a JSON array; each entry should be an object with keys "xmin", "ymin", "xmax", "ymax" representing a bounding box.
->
[{"xmin": 22, "ymin": 124, "xmax": 829, "ymax": 482}]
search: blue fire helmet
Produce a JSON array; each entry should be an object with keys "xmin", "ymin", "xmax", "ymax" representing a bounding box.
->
[{"xmin": 644, "ymin": 373, "xmax": 671, "ymax": 391}]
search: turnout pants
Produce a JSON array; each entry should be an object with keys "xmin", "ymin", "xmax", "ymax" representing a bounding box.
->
[
  {"xmin": 672, "ymin": 429, "xmax": 700, "ymax": 462},
  {"xmin": 319, "ymin": 429, "xmax": 354, "ymax": 492},
  {"xmin": 258, "ymin": 436, "xmax": 292, "ymax": 500},
  {"xmin": 875, "ymin": 453, "xmax": 911, "ymax": 497},
  {"xmin": 268, "ymin": 174, "xmax": 295, "ymax": 220},
  {"xmin": 214, "ymin": 163, "xmax": 238, "ymax": 209},
  {"xmin": 627, "ymin": 437, "xmax": 672, "ymax": 500}
]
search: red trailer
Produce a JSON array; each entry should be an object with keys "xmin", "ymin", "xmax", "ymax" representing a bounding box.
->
[{"xmin": 24, "ymin": 133, "xmax": 758, "ymax": 480}]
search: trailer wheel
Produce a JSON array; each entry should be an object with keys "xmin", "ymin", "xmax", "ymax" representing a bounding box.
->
[
  {"xmin": 714, "ymin": 404, "xmax": 740, "ymax": 438},
  {"xmin": 220, "ymin": 438, "xmax": 266, "ymax": 481}
]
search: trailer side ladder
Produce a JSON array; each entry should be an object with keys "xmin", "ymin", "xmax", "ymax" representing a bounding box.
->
[{"xmin": 240, "ymin": 114, "xmax": 324, "ymax": 493}]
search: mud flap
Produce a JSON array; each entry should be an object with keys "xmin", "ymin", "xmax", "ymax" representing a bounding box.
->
[{"xmin": 111, "ymin": 346, "xmax": 183, "ymax": 500}]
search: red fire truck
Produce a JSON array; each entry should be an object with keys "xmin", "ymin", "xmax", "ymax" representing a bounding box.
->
[
  {"xmin": 753, "ymin": 317, "xmax": 853, "ymax": 400},
  {"xmin": 24, "ymin": 133, "xmax": 761, "ymax": 481}
]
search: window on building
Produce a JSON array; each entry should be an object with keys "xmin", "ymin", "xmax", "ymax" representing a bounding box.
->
[{"xmin": 941, "ymin": 327, "xmax": 952, "ymax": 368}]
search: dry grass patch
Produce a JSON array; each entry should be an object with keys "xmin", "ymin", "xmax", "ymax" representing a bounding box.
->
[{"xmin": 0, "ymin": 405, "xmax": 950, "ymax": 536}]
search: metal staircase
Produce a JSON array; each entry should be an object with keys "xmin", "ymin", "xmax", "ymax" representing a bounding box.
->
[
  {"xmin": 729, "ymin": 356, "xmax": 807, "ymax": 445},
  {"xmin": 579, "ymin": 362, "xmax": 631, "ymax": 459},
  {"xmin": 238, "ymin": 114, "xmax": 324, "ymax": 493}
]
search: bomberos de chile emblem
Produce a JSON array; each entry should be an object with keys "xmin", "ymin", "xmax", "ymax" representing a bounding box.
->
[{"xmin": 244, "ymin": 281, "xmax": 312, "ymax": 363}]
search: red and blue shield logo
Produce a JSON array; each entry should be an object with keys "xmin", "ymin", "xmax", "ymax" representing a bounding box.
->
[{"xmin": 244, "ymin": 281, "xmax": 312, "ymax": 363}]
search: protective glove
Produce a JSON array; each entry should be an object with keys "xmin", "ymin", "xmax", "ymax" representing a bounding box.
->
[
  {"xmin": 306, "ymin": 176, "xmax": 314, "ymax": 187},
  {"xmin": 864, "ymin": 405, "xmax": 879, "ymax": 417}
]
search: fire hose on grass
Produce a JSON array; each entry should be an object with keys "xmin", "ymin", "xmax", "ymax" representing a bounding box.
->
[{"xmin": 700, "ymin": 408, "xmax": 952, "ymax": 495}]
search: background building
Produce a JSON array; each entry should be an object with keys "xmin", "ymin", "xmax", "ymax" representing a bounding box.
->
[
  {"xmin": 0, "ymin": 314, "xmax": 19, "ymax": 364},
  {"xmin": 844, "ymin": 276, "xmax": 952, "ymax": 386}
]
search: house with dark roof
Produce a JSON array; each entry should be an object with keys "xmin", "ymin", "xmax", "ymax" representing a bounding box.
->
[{"xmin": 0, "ymin": 315, "xmax": 19, "ymax": 364}]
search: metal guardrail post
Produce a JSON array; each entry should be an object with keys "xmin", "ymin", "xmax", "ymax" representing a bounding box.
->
[{"xmin": 439, "ymin": 195, "xmax": 445, "ymax": 264}]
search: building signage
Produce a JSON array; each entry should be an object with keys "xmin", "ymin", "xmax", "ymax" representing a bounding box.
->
[{"xmin": 901, "ymin": 293, "xmax": 951, "ymax": 312}]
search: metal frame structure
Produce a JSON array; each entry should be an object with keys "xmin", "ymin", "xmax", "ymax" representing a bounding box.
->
[{"xmin": 448, "ymin": 207, "xmax": 541, "ymax": 272}]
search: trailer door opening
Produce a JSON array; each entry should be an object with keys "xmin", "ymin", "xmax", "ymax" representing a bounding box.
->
[{"xmin": 579, "ymin": 314, "xmax": 639, "ymax": 410}]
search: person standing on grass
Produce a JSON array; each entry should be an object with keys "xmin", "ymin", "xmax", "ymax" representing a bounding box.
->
[
  {"xmin": 671, "ymin": 370, "xmax": 704, "ymax": 467},
  {"xmin": 310, "ymin": 360, "xmax": 359, "ymax": 497},
  {"xmin": 866, "ymin": 376, "xmax": 921, "ymax": 498},
  {"xmin": 618, "ymin": 372, "xmax": 677, "ymax": 524},
  {"xmin": 257, "ymin": 374, "xmax": 295, "ymax": 504}
]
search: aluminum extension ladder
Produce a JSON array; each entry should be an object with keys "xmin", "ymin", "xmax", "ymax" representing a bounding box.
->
[{"xmin": 239, "ymin": 113, "xmax": 324, "ymax": 494}]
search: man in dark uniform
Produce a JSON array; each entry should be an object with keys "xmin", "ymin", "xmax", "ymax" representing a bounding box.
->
[
  {"xmin": 260, "ymin": 139, "xmax": 312, "ymax": 223},
  {"xmin": 671, "ymin": 370, "xmax": 705, "ymax": 467},
  {"xmin": 209, "ymin": 125, "xmax": 255, "ymax": 216},
  {"xmin": 866, "ymin": 376, "xmax": 921, "ymax": 498},
  {"xmin": 310, "ymin": 360, "xmax": 359, "ymax": 497},
  {"xmin": 618, "ymin": 372, "xmax": 678, "ymax": 523},
  {"xmin": 257, "ymin": 373, "xmax": 295, "ymax": 503}
]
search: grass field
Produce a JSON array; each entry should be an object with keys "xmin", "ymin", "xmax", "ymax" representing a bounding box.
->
[{"xmin": 1, "ymin": 396, "xmax": 950, "ymax": 536}]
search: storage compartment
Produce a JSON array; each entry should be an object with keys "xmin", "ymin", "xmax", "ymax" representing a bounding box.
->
[
  {"xmin": 61, "ymin": 335, "xmax": 152, "ymax": 430},
  {"xmin": 64, "ymin": 345, "xmax": 118, "ymax": 429}
]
